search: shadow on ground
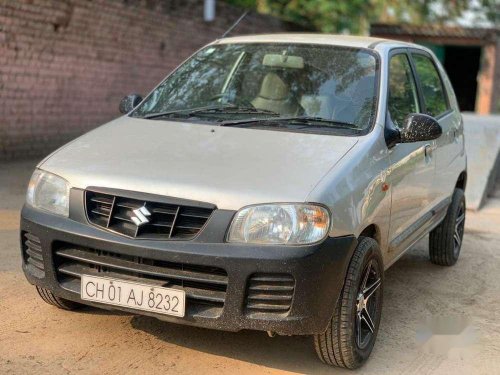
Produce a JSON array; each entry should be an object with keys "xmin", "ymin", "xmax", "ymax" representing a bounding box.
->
[{"xmin": 121, "ymin": 239, "xmax": 464, "ymax": 374}]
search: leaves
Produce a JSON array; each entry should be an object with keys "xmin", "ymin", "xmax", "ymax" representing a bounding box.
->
[{"xmin": 225, "ymin": 0, "xmax": 497, "ymax": 34}]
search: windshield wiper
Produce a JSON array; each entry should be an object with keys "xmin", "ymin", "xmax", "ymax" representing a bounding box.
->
[
  {"xmin": 142, "ymin": 104, "xmax": 279, "ymax": 120},
  {"xmin": 220, "ymin": 116, "xmax": 359, "ymax": 130},
  {"xmin": 280, "ymin": 116, "xmax": 358, "ymax": 129},
  {"xmin": 142, "ymin": 105, "xmax": 231, "ymax": 119},
  {"xmin": 189, "ymin": 105, "xmax": 279, "ymax": 116}
]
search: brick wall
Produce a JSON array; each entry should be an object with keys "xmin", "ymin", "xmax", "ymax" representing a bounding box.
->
[{"xmin": 0, "ymin": 0, "xmax": 297, "ymax": 160}]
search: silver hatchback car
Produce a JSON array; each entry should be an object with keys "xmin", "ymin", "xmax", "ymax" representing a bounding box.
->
[{"xmin": 21, "ymin": 34, "xmax": 466, "ymax": 369}]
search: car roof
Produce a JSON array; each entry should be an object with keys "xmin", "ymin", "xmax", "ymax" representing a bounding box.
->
[{"xmin": 212, "ymin": 33, "xmax": 416, "ymax": 49}]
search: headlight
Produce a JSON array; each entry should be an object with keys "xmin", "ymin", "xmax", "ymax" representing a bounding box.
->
[
  {"xmin": 227, "ymin": 204, "xmax": 330, "ymax": 245},
  {"xmin": 26, "ymin": 169, "xmax": 70, "ymax": 216}
]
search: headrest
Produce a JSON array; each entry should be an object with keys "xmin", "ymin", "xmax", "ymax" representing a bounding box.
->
[{"xmin": 258, "ymin": 73, "xmax": 289, "ymax": 100}]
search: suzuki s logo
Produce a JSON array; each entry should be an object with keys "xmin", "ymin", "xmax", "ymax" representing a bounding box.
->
[{"xmin": 131, "ymin": 206, "xmax": 151, "ymax": 226}]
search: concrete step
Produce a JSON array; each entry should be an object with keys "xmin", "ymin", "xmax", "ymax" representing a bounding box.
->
[{"xmin": 462, "ymin": 113, "xmax": 500, "ymax": 210}]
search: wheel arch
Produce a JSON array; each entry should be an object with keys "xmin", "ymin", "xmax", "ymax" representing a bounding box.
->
[
  {"xmin": 358, "ymin": 224, "xmax": 381, "ymax": 245},
  {"xmin": 456, "ymin": 171, "xmax": 467, "ymax": 191}
]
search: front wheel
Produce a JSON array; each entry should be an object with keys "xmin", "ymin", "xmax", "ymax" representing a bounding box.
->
[
  {"xmin": 313, "ymin": 237, "xmax": 383, "ymax": 369},
  {"xmin": 36, "ymin": 286, "xmax": 82, "ymax": 311}
]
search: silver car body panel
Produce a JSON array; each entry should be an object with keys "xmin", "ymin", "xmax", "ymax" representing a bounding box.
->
[
  {"xmin": 37, "ymin": 36, "xmax": 467, "ymax": 269},
  {"xmin": 40, "ymin": 117, "xmax": 358, "ymax": 211},
  {"xmin": 214, "ymin": 34, "xmax": 388, "ymax": 48}
]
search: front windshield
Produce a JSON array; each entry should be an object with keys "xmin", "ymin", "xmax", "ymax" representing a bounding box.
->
[{"xmin": 132, "ymin": 43, "xmax": 379, "ymax": 132}]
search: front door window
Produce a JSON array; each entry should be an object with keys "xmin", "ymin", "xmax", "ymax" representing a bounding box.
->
[{"xmin": 388, "ymin": 54, "xmax": 420, "ymax": 128}]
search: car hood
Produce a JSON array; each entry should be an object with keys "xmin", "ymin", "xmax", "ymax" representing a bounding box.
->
[{"xmin": 41, "ymin": 117, "xmax": 358, "ymax": 210}]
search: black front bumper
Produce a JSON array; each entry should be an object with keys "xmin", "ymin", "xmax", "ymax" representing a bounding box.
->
[{"xmin": 21, "ymin": 201, "xmax": 356, "ymax": 335}]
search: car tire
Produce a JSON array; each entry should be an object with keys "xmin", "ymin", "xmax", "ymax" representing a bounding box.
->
[
  {"xmin": 36, "ymin": 286, "xmax": 82, "ymax": 311},
  {"xmin": 313, "ymin": 237, "xmax": 383, "ymax": 369},
  {"xmin": 429, "ymin": 188, "xmax": 465, "ymax": 266}
]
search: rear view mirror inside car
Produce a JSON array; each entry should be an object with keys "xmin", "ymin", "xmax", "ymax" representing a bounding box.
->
[{"xmin": 262, "ymin": 54, "xmax": 304, "ymax": 69}]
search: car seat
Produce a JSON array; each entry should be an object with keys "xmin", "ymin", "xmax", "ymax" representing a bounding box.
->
[{"xmin": 252, "ymin": 72, "xmax": 301, "ymax": 116}]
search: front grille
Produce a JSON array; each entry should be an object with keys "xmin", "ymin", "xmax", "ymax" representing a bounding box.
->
[
  {"xmin": 85, "ymin": 190, "xmax": 215, "ymax": 240},
  {"xmin": 245, "ymin": 273, "xmax": 295, "ymax": 315},
  {"xmin": 54, "ymin": 244, "xmax": 228, "ymax": 317},
  {"xmin": 22, "ymin": 232, "xmax": 45, "ymax": 278}
]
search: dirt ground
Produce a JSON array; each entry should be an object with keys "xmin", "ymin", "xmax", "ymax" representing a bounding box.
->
[{"xmin": 1, "ymin": 160, "xmax": 500, "ymax": 375}]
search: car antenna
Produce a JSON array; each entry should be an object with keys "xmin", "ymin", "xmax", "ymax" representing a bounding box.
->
[{"xmin": 220, "ymin": 10, "xmax": 249, "ymax": 38}]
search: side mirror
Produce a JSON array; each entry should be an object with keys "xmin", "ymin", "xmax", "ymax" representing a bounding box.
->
[
  {"xmin": 400, "ymin": 113, "xmax": 442, "ymax": 143},
  {"xmin": 119, "ymin": 94, "xmax": 143, "ymax": 114}
]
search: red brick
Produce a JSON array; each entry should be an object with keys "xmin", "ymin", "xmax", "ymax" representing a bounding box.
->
[{"xmin": 0, "ymin": 0, "xmax": 299, "ymax": 160}]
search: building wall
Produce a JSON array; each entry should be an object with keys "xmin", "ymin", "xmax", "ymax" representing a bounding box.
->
[
  {"xmin": 477, "ymin": 42, "xmax": 497, "ymax": 114},
  {"xmin": 492, "ymin": 39, "xmax": 500, "ymax": 113},
  {"xmin": 0, "ymin": 0, "xmax": 295, "ymax": 160},
  {"xmin": 370, "ymin": 24, "xmax": 499, "ymax": 115}
]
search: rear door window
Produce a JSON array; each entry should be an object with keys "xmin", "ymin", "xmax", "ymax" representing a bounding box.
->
[{"xmin": 412, "ymin": 54, "xmax": 449, "ymax": 117}]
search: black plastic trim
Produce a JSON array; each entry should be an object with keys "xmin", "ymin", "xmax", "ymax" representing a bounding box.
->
[
  {"xmin": 20, "ymin": 204, "xmax": 357, "ymax": 335},
  {"xmin": 68, "ymin": 188, "xmax": 229, "ymax": 243},
  {"xmin": 86, "ymin": 186, "xmax": 217, "ymax": 210},
  {"xmin": 390, "ymin": 196, "xmax": 451, "ymax": 249},
  {"xmin": 384, "ymin": 112, "xmax": 401, "ymax": 149}
]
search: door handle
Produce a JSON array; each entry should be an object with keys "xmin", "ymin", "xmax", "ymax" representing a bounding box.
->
[{"xmin": 424, "ymin": 144, "xmax": 433, "ymax": 160}]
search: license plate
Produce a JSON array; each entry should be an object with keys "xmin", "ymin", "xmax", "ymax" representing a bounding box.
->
[{"xmin": 80, "ymin": 275, "xmax": 185, "ymax": 317}]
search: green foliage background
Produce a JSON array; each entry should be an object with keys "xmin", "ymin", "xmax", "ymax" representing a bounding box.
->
[{"xmin": 226, "ymin": 0, "xmax": 499, "ymax": 34}]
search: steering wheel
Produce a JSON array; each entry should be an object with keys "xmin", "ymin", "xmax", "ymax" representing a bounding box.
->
[{"xmin": 208, "ymin": 93, "xmax": 255, "ymax": 108}]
